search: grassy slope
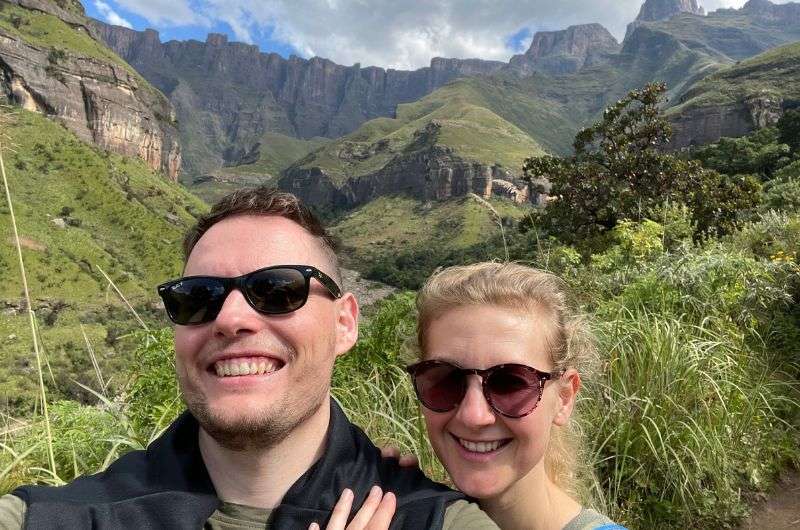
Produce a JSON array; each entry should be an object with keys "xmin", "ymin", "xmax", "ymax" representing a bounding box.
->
[
  {"xmin": 0, "ymin": 107, "xmax": 207, "ymax": 409},
  {"xmin": 330, "ymin": 195, "xmax": 531, "ymax": 269},
  {"xmin": 294, "ymin": 79, "xmax": 549, "ymax": 185},
  {"xmin": 0, "ymin": 2, "xmax": 148, "ymax": 86},
  {"xmin": 668, "ymin": 41, "xmax": 800, "ymax": 114}
]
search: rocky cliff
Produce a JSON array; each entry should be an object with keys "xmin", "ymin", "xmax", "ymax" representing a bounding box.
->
[
  {"xmin": 509, "ymin": 24, "xmax": 621, "ymax": 75},
  {"xmin": 626, "ymin": 0, "xmax": 705, "ymax": 39},
  {"xmin": 0, "ymin": 0, "xmax": 181, "ymax": 180},
  {"xmin": 667, "ymin": 41, "xmax": 800, "ymax": 148},
  {"xmin": 89, "ymin": 21, "xmax": 505, "ymax": 178},
  {"xmin": 281, "ymin": 144, "xmax": 532, "ymax": 211}
]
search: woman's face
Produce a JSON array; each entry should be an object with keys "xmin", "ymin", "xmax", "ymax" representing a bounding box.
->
[{"xmin": 420, "ymin": 304, "xmax": 577, "ymax": 500}]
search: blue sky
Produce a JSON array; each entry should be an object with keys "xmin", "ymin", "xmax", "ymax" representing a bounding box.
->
[{"xmin": 81, "ymin": 0, "xmax": 770, "ymax": 70}]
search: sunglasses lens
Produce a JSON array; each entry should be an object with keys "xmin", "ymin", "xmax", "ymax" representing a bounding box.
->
[
  {"xmin": 486, "ymin": 365, "xmax": 541, "ymax": 417},
  {"xmin": 413, "ymin": 363, "xmax": 466, "ymax": 412},
  {"xmin": 245, "ymin": 267, "xmax": 308, "ymax": 314},
  {"xmin": 162, "ymin": 278, "xmax": 227, "ymax": 325}
]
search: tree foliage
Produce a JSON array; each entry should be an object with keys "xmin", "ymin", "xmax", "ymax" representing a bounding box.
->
[
  {"xmin": 777, "ymin": 107, "xmax": 800, "ymax": 152},
  {"xmin": 523, "ymin": 83, "xmax": 760, "ymax": 241},
  {"xmin": 691, "ymin": 127, "xmax": 792, "ymax": 178}
]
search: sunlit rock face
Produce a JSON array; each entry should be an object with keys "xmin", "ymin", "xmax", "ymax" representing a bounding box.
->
[{"xmin": 0, "ymin": 1, "xmax": 181, "ymax": 180}]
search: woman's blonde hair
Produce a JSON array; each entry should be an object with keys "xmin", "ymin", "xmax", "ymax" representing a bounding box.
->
[{"xmin": 416, "ymin": 261, "xmax": 597, "ymax": 499}]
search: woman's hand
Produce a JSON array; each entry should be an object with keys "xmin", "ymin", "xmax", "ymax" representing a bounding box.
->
[
  {"xmin": 380, "ymin": 446, "xmax": 419, "ymax": 468},
  {"xmin": 308, "ymin": 485, "xmax": 396, "ymax": 530}
]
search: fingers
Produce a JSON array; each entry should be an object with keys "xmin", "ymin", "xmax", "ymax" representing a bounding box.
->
[
  {"xmin": 398, "ymin": 454, "xmax": 419, "ymax": 468},
  {"xmin": 309, "ymin": 524, "xmax": 320, "ymax": 530},
  {"xmin": 347, "ymin": 485, "xmax": 383, "ymax": 528},
  {"xmin": 365, "ymin": 491, "xmax": 396, "ymax": 530},
  {"xmin": 380, "ymin": 446, "xmax": 418, "ymax": 468},
  {"xmin": 321, "ymin": 488, "xmax": 354, "ymax": 530},
  {"xmin": 380, "ymin": 447, "xmax": 398, "ymax": 458}
]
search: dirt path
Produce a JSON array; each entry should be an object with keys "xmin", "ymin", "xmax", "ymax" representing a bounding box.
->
[{"xmin": 739, "ymin": 470, "xmax": 800, "ymax": 529}]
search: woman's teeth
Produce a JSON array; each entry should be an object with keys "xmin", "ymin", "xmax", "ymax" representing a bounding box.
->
[
  {"xmin": 214, "ymin": 357, "xmax": 280, "ymax": 377},
  {"xmin": 457, "ymin": 438, "xmax": 505, "ymax": 453}
]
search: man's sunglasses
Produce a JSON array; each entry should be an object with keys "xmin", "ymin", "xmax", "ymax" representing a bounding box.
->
[
  {"xmin": 406, "ymin": 360, "xmax": 560, "ymax": 418},
  {"xmin": 157, "ymin": 265, "xmax": 342, "ymax": 325}
]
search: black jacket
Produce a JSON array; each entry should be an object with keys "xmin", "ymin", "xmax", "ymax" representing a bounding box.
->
[{"xmin": 14, "ymin": 399, "xmax": 463, "ymax": 529}]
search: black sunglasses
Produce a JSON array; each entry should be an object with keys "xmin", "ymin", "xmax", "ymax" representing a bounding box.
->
[
  {"xmin": 157, "ymin": 265, "xmax": 342, "ymax": 325},
  {"xmin": 406, "ymin": 360, "xmax": 559, "ymax": 418}
]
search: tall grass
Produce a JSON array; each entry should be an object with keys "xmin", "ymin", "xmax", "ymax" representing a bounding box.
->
[{"xmin": 0, "ymin": 107, "xmax": 56, "ymax": 478}]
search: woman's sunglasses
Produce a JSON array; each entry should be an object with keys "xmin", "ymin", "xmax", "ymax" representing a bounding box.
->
[
  {"xmin": 406, "ymin": 360, "xmax": 559, "ymax": 418},
  {"xmin": 157, "ymin": 265, "xmax": 342, "ymax": 325}
]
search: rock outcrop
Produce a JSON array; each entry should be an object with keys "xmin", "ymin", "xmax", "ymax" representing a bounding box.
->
[
  {"xmin": 280, "ymin": 143, "xmax": 532, "ymax": 210},
  {"xmin": 626, "ymin": 0, "xmax": 705, "ymax": 39},
  {"xmin": 509, "ymin": 24, "xmax": 621, "ymax": 75},
  {"xmin": 0, "ymin": 1, "xmax": 181, "ymax": 180},
  {"xmin": 89, "ymin": 21, "xmax": 505, "ymax": 178}
]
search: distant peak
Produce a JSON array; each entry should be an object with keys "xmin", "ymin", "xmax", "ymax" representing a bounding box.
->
[
  {"xmin": 741, "ymin": 0, "xmax": 775, "ymax": 12},
  {"xmin": 206, "ymin": 33, "xmax": 228, "ymax": 46},
  {"xmin": 635, "ymin": 0, "xmax": 705, "ymax": 22},
  {"xmin": 525, "ymin": 23, "xmax": 619, "ymax": 59}
]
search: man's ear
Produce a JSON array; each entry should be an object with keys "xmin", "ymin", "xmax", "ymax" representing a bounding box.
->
[
  {"xmin": 334, "ymin": 292, "xmax": 359, "ymax": 357},
  {"xmin": 553, "ymin": 369, "xmax": 581, "ymax": 427}
]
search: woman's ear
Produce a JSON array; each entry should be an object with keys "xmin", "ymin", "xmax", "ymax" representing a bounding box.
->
[{"xmin": 553, "ymin": 369, "xmax": 581, "ymax": 427}]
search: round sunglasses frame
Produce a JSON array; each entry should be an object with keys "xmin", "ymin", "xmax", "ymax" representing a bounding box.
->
[
  {"xmin": 157, "ymin": 264, "xmax": 342, "ymax": 325},
  {"xmin": 406, "ymin": 359, "xmax": 560, "ymax": 419}
]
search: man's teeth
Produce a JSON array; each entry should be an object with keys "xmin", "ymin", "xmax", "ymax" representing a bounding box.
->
[
  {"xmin": 214, "ymin": 358, "xmax": 279, "ymax": 377},
  {"xmin": 458, "ymin": 438, "xmax": 504, "ymax": 453}
]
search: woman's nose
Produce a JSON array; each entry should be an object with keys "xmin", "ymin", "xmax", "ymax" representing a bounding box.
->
[{"xmin": 454, "ymin": 377, "xmax": 496, "ymax": 427}]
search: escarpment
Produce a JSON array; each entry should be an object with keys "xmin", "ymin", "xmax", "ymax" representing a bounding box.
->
[{"xmin": 0, "ymin": 1, "xmax": 181, "ymax": 180}]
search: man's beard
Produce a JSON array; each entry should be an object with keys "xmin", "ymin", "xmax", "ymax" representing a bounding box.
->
[
  {"xmin": 180, "ymin": 375, "xmax": 329, "ymax": 452},
  {"xmin": 188, "ymin": 395, "xmax": 325, "ymax": 451}
]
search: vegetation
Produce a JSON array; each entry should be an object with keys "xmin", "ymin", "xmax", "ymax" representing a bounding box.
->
[
  {"xmin": 0, "ymin": 107, "xmax": 206, "ymax": 411},
  {"xmin": 523, "ymin": 83, "xmax": 761, "ymax": 242}
]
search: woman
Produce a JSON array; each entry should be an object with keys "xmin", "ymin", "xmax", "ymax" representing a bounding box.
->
[
  {"xmin": 408, "ymin": 262, "xmax": 623, "ymax": 530},
  {"xmin": 318, "ymin": 262, "xmax": 623, "ymax": 530}
]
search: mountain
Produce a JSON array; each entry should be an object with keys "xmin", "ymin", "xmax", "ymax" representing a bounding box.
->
[
  {"xmin": 0, "ymin": 105, "xmax": 205, "ymax": 409},
  {"xmin": 626, "ymin": 0, "xmax": 705, "ymax": 38},
  {"xmin": 279, "ymin": 76, "xmax": 556, "ymax": 211},
  {"xmin": 88, "ymin": 22, "xmax": 506, "ymax": 179},
  {"xmin": 509, "ymin": 24, "xmax": 621, "ymax": 75},
  {"xmin": 0, "ymin": 0, "xmax": 181, "ymax": 179},
  {"xmin": 667, "ymin": 41, "xmax": 800, "ymax": 147}
]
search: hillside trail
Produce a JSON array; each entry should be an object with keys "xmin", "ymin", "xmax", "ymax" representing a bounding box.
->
[{"xmin": 738, "ymin": 469, "xmax": 800, "ymax": 529}]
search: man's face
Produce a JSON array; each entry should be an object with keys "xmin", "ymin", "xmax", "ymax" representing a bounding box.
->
[{"xmin": 174, "ymin": 214, "xmax": 357, "ymax": 449}]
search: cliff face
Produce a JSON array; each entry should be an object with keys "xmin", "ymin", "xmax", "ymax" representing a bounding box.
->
[
  {"xmin": 0, "ymin": 0, "xmax": 181, "ymax": 180},
  {"xmin": 281, "ymin": 145, "xmax": 531, "ymax": 210},
  {"xmin": 89, "ymin": 22, "xmax": 505, "ymax": 178},
  {"xmin": 509, "ymin": 24, "xmax": 621, "ymax": 75},
  {"xmin": 626, "ymin": 0, "xmax": 706, "ymax": 39}
]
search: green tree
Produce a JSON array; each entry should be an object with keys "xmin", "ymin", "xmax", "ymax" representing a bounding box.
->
[
  {"xmin": 523, "ymin": 83, "xmax": 759, "ymax": 241},
  {"xmin": 777, "ymin": 107, "xmax": 800, "ymax": 152},
  {"xmin": 691, "ymin": 127, "xmax": 791, "ymax": 178}
]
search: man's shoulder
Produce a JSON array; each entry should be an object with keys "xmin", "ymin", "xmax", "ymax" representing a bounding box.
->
[
  {"xmin": 0, "ymin": 493, "xmax": 26, "ymax": 529},
  {"xmin": 443, "ymin": 499, "xmax": 499, "ymax": 530}
]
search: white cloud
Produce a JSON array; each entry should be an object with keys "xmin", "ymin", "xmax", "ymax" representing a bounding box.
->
[
  {"xmin": 93, "ymin": 0, "xmax": 133, "ymax": 28},
  {"xmin": 112, "ymin": 0, "xmax": 208, "ymax": 27},
  {"xmin": 108, "ymin": 0, "xmax": 798, "ymax": 69}
]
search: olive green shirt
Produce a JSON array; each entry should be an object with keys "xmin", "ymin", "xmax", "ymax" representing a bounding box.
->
[
  {"xmin": 562, "ymin": 508, "xmax": 620, "ymax": 530},
  {"xmin": 0, "ymin": 494, "xmax": 499, "ymax": 529}
]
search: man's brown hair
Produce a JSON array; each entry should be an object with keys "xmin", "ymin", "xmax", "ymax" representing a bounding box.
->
[{"xmin": 183, "ymin": 187, "xmax": 340, "ymax": 281}]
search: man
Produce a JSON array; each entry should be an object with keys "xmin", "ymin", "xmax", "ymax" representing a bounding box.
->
[{"xmin": 0, "ymin": 188, "xmax": 498, "ymax": 529}]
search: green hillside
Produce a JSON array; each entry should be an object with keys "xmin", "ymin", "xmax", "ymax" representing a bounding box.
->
[
  {"xmin": 193, "ymin": 133, "xmax": 330, "ymax": 203},
  {"xmin": 291, "ymin": 79, "xmax": 549, "ymax": 186},
  {"xmin": 331, "ymin": 195, "xmax": 530, "ymax": 275},
  {"xmin": 0, "ymin": 107, "xmax": 206, "ymax": 410},
  {"xmin": 670, "ymin": 41, "xmax": 800, "ymax": 113}
]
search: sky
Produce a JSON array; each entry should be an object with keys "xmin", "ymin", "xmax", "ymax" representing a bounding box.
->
[{"xmin": 83, "ymin": 0, "xmax": 788, "ymax": 70}]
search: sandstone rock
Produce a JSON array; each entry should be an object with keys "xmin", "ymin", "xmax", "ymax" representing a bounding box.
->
[
  {"xmin": 626, "ymin": 0, "xmax": 705, "ymax": 39},
  {"xmin": 509, "ymin": 24, "xmax": 621, "ymax": 75},
  {"xmin": 88, "ymin": 20, "xmax": 505, "ymax": 178},
  {"xmin": 0, "ymin": 10, "xmax": 181, "ymax": 180}
]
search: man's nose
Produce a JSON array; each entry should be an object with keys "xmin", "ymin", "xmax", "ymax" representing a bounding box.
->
[
  {"xmin": 454, "ymin": 377, "xmax": 496, "ymax": 427},
  {"xmin": 212, "ymin": 289, "xmax": 263, "ymax": 338}
]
